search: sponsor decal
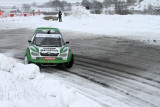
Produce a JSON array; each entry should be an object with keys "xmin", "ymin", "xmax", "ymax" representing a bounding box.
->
[
  {"xmin": 47, "ymin": 52, "xmax": 51, "ymax": 54},
  {"xmin": 36, "ymin": 34, "xmax": 61, "ymax": 38},
  {"xmin": 40, "ymin": 48, "xmax": 59, "ymax": 53},
  {"xmin": 44, "ymin": 57, "xmax": 56, "ymax": 60}
]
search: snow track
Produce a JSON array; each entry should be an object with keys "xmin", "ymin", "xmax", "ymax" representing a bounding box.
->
[
  {"xmin": 43, "ymin": 54, "xmax": 160, "ymax": 107},
  {"xmin": 0, "ymin": 29, "xmax": 160, "ymax": 107},
  {"xmin": 43, "ymin": 35, "xmax": 160, "ymax": 106},
  {"xmin": 74, "ymin": 55, "xmax": 160, "ymax": 88},
  {"xmin": 72, "ymin": 56, "xmax": 160, "ymax": 107}
]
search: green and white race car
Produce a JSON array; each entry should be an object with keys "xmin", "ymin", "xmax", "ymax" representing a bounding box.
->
[{"xmin": 24, "ymin": 27, "xmax": 74, "ymax": 68}]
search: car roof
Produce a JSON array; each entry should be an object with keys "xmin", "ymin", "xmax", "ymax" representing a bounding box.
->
[
  {"xmin": 34, "ymin": 27, "xmax": 62, "ymax": 38},
  {"xmin": 36, "ymin": 27, "xmax": 60, "ymax": 31}
]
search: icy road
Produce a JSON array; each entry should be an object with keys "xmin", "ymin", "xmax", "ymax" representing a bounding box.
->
[{"xmin": 0, "ymin": 29, "xmax": 160, "ymax": 107}]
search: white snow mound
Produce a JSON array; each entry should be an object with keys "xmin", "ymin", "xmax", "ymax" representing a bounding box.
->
[
  {"xmin": 0, "ymin": 53, "xmax": 102, "ymax": 107},
  {"xmin": 71, "ymin": 6, "xmax": 90, "ymax": 18},
  {"xmin": 11, "ymin": 63, "xmax": 40, "ymax": 80},
  {"xmin": 0, "ymin": 53, "xmax": 16, "ymax": 71}
]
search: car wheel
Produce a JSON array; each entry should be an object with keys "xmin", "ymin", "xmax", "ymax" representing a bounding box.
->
[
  {"xmin": 65, "ymin": 54, "xmax": 74, "ymax": 68},
  {"xmin": 24, "ymin": 55, "xmax": 29, "ymax": 64}
]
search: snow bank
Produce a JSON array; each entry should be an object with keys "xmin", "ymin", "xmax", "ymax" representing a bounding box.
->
[
  {"xmin": 0, "ymin": 53, "xmax": 101, "ymax": 107},
  {"xmin": 0, "ymin": 70, "xmax": 50, "ymax": 107},
  {"xmin": 71, "ymin": 6, "xmax": 90, "ymax": 18},
  {"xmin": 0, "ymin": 14, "xmax": 47, "ymax": 29},
  {"xmin": 0, "ymin": 54, "xmax": 16, "ymax": 71},
  {"xmin": 134, "ymin": 0, "xmax": 160, "ymax": 10},
  {"xmin": 11, "ymin": 63, "xmax": 40, "ymax": 80},
  {"xmin": 1, "ymin": 9, "xmax": 160, "ymax": 44}
]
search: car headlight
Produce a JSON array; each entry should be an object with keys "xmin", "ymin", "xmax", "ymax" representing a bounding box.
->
[
  {"xmin": 60, "ymin": 53, "xmax": 67, "ymax": 57},
  {"xmin": 31, "ymin": 51, "xmax": 39, "ymax": 56}
]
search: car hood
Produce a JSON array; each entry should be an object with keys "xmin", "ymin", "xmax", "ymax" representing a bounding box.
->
[{"xmin": 29, "ymin": 45, "xmax": 68, "ymax": 53}]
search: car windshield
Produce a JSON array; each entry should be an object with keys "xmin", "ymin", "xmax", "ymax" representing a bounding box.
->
[
  {"xmin": 33, "ymin": 34, "xmax": 62, "ymax": 47},
  {"xmin": 36, "ymin": 29, "xmax": 60, "ymax": 34}
]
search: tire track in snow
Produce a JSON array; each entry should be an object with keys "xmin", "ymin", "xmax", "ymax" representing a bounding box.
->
[
  {"xmin": 74, "ymin": 55, "xmax": 160, "ymax": 87},
  {"xmin": 56, "ymin": 58, "xmax": 159, "ymax": 107}
]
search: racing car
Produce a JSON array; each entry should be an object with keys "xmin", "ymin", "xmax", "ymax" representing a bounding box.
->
[{"xmin": 24, "ymin": 27, "xmax": 74, "ymax": 68}]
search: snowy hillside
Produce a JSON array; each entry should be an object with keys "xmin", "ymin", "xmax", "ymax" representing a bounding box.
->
[{"xmin": 135, "ymin": 0, "xmax": 160, "ymax": 10}]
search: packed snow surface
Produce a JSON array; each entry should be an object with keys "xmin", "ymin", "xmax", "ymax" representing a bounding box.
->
[
  {"xmin": 0, "ymin": 6, "xmax": 160, "ymax": 107},
  {"xmin": 0, "ymin": 53, "xmax": 101, "ymax": 107},
  {"xmin": 0, "ymin": 7, "xmax": 160, "ymax": 44}
]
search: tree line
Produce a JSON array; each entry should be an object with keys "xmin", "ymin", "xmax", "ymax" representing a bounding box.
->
[
  {"xmin": 43, "ymin": 0, "xmax": 71, "ymax": 11},
  {"xmin": 81, "ymin": 0, "xmax": 160, "ymax": 15},
  {"xmin": 21, "ymin": 0, "xmax": 160, "ymax": 15},
  {"xmin": 82, "ymin": 0, "xmax": 143, "ymax": 14}
]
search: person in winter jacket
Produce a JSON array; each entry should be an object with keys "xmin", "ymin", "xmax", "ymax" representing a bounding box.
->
[{"xmin": 58, "ymin": 11, "xmax": 62, "ymax": 22}]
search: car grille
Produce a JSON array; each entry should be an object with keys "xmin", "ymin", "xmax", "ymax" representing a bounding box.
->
[{"xmin": 40, "ymin": 53, "xmax": 59, "ymax": 56}]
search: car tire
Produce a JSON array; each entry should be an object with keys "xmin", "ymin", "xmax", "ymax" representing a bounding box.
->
[
  {"xmin": 65, "ymin": 54, "xmax": 74, "ymax": 68},
  {"xmin": 24, "ymin": 55, "xmax": 29, "ymax": 64}
]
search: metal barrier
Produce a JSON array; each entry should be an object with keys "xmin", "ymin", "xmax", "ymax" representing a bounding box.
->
[{"xmin": 0, "ymin": 13, "xmax": 40, "ymax": 18}]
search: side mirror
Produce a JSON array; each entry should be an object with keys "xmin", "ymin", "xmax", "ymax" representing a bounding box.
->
[
  {"xmin": 28, "ymin": 40, "xmax": 31, "ymax": 43},
  {"xmin": 65, "ymin": 41, "xmax": 70, "ymax": 44}
]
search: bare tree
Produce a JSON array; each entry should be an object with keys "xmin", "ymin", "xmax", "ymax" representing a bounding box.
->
[
  {"xmin": 12, "ymin": 6, "xmax": 17, "ymax": 9},
  {"xmin": 23, "ymin": 4, "xmax": 30, "ymax": 13},
  {"xmin": 81, "ymin": 0, "xmax": 103, "ymax": 14},
  {"xmin": 43, "ymin": 0, "xmax": 72, "ymax": 11},
  {"xmin": 31, "ymin": 2, "xmax": 37, "ymax": 7},
  {"xmin": 127, "ymin": 0, "xmax": 137, "ymax": 5},
  {"xmin": 138, "ymin": 0, "xmax": 144, "ymax": 4},
  {"xmin": 103, "ymin": 0, "xmax": 116, "ymax": 8},
  {"xmin": 51, "ymin": 0, "xmax": 63, "ymax": 10},
  {"xmin": 115, "ymin": 1, "xmax": 131, "ymax": 15},
  {"xmin": 91, "ymin": 0, "xmax": 103, "ymax": 14},
  {"xmin": 82, "ymin": 0, "xmax": 91, "ymax": 8}
]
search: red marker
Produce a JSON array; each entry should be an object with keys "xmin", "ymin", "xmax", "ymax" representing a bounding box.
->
[{"xmin": 38, "ymin": 9, "xmax": 40, "ymax": 15}]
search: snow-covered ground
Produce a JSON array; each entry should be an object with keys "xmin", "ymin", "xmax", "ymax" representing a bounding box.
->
[
  {"xmin": 1, "ymin": 6, "xmax": 160, "ymax": 107},
  {"xmin": 0, "ymin": 53, "xmax": 102, "ymax": 107},
  {"xmin": 1, "ymin": 7, "xmax": 160, "ymax": 44}
]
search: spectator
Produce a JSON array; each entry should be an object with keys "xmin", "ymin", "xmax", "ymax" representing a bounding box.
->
[{"xmin": 58, "ymin": 11, "xmax": 62, "ymax": 22}]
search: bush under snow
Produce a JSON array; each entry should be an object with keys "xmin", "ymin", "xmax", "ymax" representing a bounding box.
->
[{"xmin": 0, "ymin": 53, "xmax": 101, "ymax": 107}]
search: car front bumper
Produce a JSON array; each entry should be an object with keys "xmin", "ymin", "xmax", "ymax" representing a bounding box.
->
[{"xmin": 28, "ymin": 57, "xmax": 70, "ymax": 64}]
